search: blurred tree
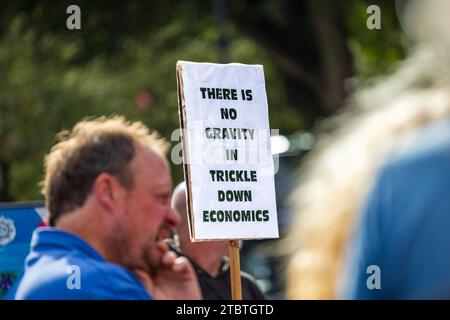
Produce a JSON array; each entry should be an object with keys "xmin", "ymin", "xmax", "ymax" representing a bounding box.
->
[
  {"xmin": 0, "ymin": 0, "xmax": 295, "ymax": 200},
  {"xmin": 228, "ymin": 0, "xmax": 405, "ymax": 125},
  {"xmin": 228, "ymin": 0, "xmax": 353, "ymax": 125},
  {"xmin": 0, "ymin": 0, "xmax": 404, "ymax": 201}
]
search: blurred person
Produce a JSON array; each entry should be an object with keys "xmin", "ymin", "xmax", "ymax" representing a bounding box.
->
[
  {"xmin": 171, "ymin": 182, "xmax": 266, "ymax": 300},
  {"xmin": 346, "ymin": 115, "xmax": 450, "ymax": 299},
  {"xmin": 7, "ymin": 116, "xmax": 201, "ymax": 300},
  {"xmin": 285, "ymin": 0, "xmax": 450, "ymax": 299}
]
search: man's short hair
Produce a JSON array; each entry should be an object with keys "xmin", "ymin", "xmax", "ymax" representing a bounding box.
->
[{"xmin": 42, "ymin": 115, "xmax": 169, "ymax": 226}]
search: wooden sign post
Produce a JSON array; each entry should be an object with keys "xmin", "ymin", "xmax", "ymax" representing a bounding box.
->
[
  {"xmin": 176, "ymin": 61, "xmax": 279, "ymax": 300},
  {"xmin": 228, "ymin": 240, "xmax": 242, "ymax": 300}
]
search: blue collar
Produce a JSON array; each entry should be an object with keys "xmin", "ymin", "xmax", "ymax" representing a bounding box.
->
[{"xmin": 31, "ymin": 227, "xmax": 106, "ymax": 262}]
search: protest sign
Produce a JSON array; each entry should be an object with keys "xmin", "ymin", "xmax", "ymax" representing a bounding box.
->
[{"xmin": 176, "ymin": 61, "xmax": 279, "ymax": 241}]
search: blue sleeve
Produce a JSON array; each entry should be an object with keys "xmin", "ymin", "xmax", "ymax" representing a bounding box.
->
[
  {"xmin": 8, "ymin": 260, "xmax": 151, "ymax": 300},
  {"xmin": 101, "ymin": 267, "xmax": 152, "ymax": 300}
]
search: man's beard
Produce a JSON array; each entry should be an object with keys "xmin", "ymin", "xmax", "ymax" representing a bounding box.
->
[
  {"xmin": 107, "ymin": 221, "xmax": 159, "ymax": 274},
  {"xmin": 142, "ymin": 223, "xmax": 173, "ymax": 276},
  {"xmin": 141, "ymin": 239, "xmax": 160, "ymax": 277},
  {"xmin": 108, "ymin": 221, "xmax": 171, "ymax": 276}
]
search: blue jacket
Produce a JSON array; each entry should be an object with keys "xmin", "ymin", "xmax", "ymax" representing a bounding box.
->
[
  {"xmin": 6, "ymin": 228, "xmax": 151, "ymax": 300},
  {"xmin": 346, "ymin": 117, "xmax": 450, "ymax": 299}
]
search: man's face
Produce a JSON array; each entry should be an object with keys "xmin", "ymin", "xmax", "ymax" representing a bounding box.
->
[{"xmin": 120, "ymin": 146, "xmax": 179, "ymax": 274}]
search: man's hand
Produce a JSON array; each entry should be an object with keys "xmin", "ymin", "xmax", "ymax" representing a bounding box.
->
[{"xmin": 133, "ymin": 242, "xmax": 202, "ymax": 300}]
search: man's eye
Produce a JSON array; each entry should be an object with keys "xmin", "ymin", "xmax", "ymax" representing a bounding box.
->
[{"xmin": 158, "ymin": 194, "xmax": 170, "ymax": 203}]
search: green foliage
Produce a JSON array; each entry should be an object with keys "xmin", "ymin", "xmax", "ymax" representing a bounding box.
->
[
  {"xmin": 0, "ymin": 1, "xmax": 407, "ymax": 201},
  {"xmin": 345, "ymin": 0, "xmax": 406, "ymax": 81},
  {"xmin": 0, "ymin": 2, "xmax": 296, "ymax": 200}
]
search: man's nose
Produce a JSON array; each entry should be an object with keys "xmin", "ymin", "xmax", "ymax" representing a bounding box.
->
[{"xmin": 166, "ymin": 207, "xmax": 181, "ymax": 228}]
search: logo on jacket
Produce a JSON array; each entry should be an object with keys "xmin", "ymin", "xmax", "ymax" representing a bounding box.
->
[{"xmin": 0, "ymin": 216, "xmax": 16, "ymax": 246}]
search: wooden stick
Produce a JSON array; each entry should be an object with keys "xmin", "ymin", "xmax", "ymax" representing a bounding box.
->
[{"xmin": 228, "ymin": 240, "xmax": 242, "ymax": 300}]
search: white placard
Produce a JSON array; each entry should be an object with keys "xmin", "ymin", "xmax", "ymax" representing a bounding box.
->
[{"xmin": 177, "ymin": 61, "xmax": 279, "ymax": 240}]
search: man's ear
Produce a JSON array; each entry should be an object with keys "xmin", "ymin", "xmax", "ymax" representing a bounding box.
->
[{"xmin": 93, "ymin": 173, "xmax": 125, "ymax": 212}]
